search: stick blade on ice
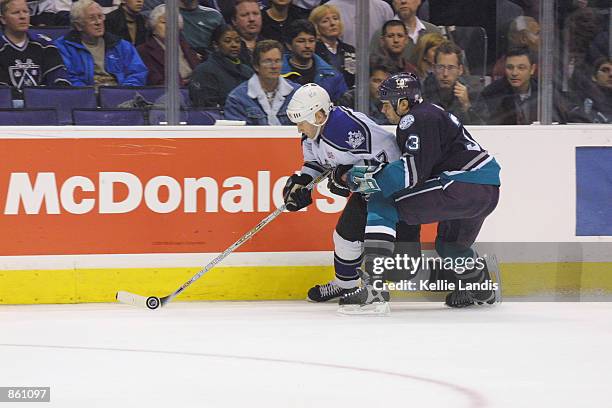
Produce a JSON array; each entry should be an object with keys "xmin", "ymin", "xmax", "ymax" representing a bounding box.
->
[{"xmin": 116, "ymin": 291, "xmax": 161, "ymax": 309}]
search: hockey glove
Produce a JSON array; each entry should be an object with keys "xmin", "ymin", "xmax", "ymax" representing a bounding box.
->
[
  {"xmin": 283, "ymin": 173, "xmax": 314, "ymax": 211},
  {"xmin": 327, "ymin": 164, "xmax": 352, "ymax": 197},
  {"xmin": 346, "ymin": 165, "xmax": 384, "ymax": 194}
]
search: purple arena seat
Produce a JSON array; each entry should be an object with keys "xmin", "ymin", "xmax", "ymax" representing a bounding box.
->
[
  {"xmin": 0, "ymin": 87, "xmax": 11, "ymax": 108},
  {"xmin": 99, "ymin": 86, "xmax": 190, "ymax": 108},
  {"xmin": 72, "ymin": 108, "xmax": 147, "ymax": 126},
  {"xmin": 29, "ymin": 26, "xmax": 71, "ymax": 42},
  {"xmin": 23, "ymin": 86, "xmax": 96, "ymax": 125},
  {"xmin": 0, "ymin": 108, "xmax": 58, "ymax": 125}
]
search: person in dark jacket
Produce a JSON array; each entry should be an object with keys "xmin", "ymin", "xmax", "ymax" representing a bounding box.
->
[
  {"xmin": 280, "ymin": 19, "xmax": 347, "ymax": 102},
  {"xmin": 309, "ymin": 3, "xmax": 355, "ymax": 87},
  {"xmin": 55, "ymin": 0, "xmax": 147, "ymax": 87},
  {"xmin": 260, "ymin": 0, "xmax": 302, "ymax": 43},
  {"xmin": 568, "ymin": 57, "xmax": 612, "ymax": 123},
  {"xmin": 137, "ymin": 4, "xmax": 200, "ymax": 86},
  {"xmin": 189, "ymin": 25, "xmax": 254, "ymax": 107},
  {"xmin": 481, "ymin": 47, "xmax": 566, "ymax": 124},
  {"xmin": 104, "ymin": 0, "xmax": 148, "ymax": 47},
  {"xmin": 422, "ymin": 42, "xmax": 484, "ymax": 125},
  {"xmin": 0, "ymin": 0, "xmax": 71, "ymax": 98}
]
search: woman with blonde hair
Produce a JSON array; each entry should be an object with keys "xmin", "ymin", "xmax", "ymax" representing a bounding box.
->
[
  {"xmin": 414, "ymin": 32, "xmax": 447, "ymax": 80},
  {"xmin": 309, "ymin": 3, "xmax": 356, "ymax": 87}
]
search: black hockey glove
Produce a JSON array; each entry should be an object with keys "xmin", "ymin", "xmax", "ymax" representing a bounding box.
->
[
  {"xmin": 327, "ymin": 164, "xmax": 352, "ymax": 197},
  {"xmin": 283, "ymin": 173, "xmax": 313, "ymax": 211}
]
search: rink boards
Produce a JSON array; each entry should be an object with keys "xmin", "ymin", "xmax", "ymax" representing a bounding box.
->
[{"xmin": 0, "ymin": 125, "xmax": 611, "ymax": 304}]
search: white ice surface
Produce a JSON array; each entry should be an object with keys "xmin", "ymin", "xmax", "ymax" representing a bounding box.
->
[{"xmin": 1, "ymin": 301, "xmax": 611, "ymax": 408}]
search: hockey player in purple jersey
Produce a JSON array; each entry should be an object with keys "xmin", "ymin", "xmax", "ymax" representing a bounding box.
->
[
  {"xmin": 283, "ymin": 83, "xmax": 422, "ymax": 302},
  {"xmin": 339, "ymin": 72, "xmax": 502, "ymax": 314}
]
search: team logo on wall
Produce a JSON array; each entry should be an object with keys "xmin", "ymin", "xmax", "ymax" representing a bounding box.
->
[
  {"xmin": 399, "ymin": 114, "xmax": 415, "ymax": 130},
  {"xmin": 9, "ymin": 59, "xmax": 40, "ymax": 88},
  {"xmin": 347, "ymin": 130, "xmax": 365, "ymax": 149}
]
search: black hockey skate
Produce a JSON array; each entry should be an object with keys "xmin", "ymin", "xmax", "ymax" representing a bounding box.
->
[
  {"xmin": 337, "ymin": 268, "xmax": 390, "ymax": 315},
  {"xmin": 445, "ymin": 255, "xmax": 502, "ymax": 308},
  {"xmin": 307, "ymin": 281, "xmax": 354, "ymax": 302}
]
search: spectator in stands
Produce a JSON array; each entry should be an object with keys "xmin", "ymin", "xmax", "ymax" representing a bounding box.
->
[
  {"xmin": 370, "ymin": 0, "xmax": 441, "ymax": 65},
  {"xmin": 55, "ymin": 0, "xmax": 147, "ymax": 87},
  {"xmin": 326, "ymin": 0, "xmax": 394, "ymax": 48},
  {"xmin": 413, "ymin": 32, "xmax": 446, "ymax": 80},
  {"xmin": 0, "ymin": 0, "xmax": 71, "ymax": 99},
  {"xmin": 189, "ymin": 25, "xmax": 253, "ymax": 107},
  {"xmin": 136, "ymin": 5, "xmax": 199, "ymax": 86},
  {"xmin": 422, "ymin": 41, "xmax": 484, "ymax": 125},
  {"xmin": 492, "ymin": 16, "xmax": 540, "ymax": 81},
  {"xmin": 260, "ymin": 0, "xmax": 302, "ymax": 43},
  {"xmin": 309, "ymin": 3, "xmax": 355, "ymax": 87},
  {"xmin": 179, "ymin": 0, "xmax": 224, "ymax": 56},
  {"xmin": 224, "ymin": 39, "xmax": 299, "ymax": 125},
  {"xmin": 280, "ymin": 19, "xmax": 348, "ymax": 102},
  {"xmin": 233, "ymin": 0, "xmax": 263, "ymax": 65},
  {"xmin": 568, "ymin": 57, "xmax": 612, "ymax": 123},
  {"xmin": 337, "ymin": 58, "xmax": 391, "ymax": 125},
  {"xmin": 104, "ymin": 0, "xmax": 147, "ymax": 47},
  {"xmin": 481, "ymin": 47, "xmax": 567, "ymax": 125},
  {"xmin": 371, "ymin": 20, "xmax": 418, "ymax": 75}
]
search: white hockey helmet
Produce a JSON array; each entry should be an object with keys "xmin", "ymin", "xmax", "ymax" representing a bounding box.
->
[{"xmin": 286, "ymin": 83, "xmax": 332, "ymax": 125}]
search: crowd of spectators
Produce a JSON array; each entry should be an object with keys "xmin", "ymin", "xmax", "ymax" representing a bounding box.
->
[{"xmin": 0, "ymin": 0, "xmax": 609, "ymax": 125}]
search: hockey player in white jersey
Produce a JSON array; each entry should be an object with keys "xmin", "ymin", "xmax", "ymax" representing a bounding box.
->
[{"xmin": 283, "ymin": 83, "xmax": 420, "ymax": 302}]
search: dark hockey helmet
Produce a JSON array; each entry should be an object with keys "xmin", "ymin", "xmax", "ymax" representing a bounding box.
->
[{"xmin": 378, "ymin": 72, "xmax": 423, "ymax": 110}]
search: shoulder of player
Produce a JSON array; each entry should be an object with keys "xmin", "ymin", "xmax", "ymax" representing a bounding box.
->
[
  {"xmin": 396, "ymin": 103, "xmax": 436, "ymax": 131},
  {"xmin": 320, "ymin": 106, "xmax": 373, "ymax": 153}
]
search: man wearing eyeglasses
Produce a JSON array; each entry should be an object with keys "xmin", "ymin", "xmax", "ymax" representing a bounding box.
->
[
  {"xmin": 422, "ymin": 41, "xmax": 484, "ymax": 125},
  {"xmin": 224, "ymin": 39, "xmax": 300, "ymax": 125},
  {"xmin": 55, "ymin": 0, "xmax": 147, "ymax": 88}
]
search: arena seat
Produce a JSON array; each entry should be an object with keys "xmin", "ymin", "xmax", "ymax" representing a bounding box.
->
[
  {"xmin": 23, "ymin": 86, "xmax": 96, "ymax": 125},
  {"xmin": 0, "ymin": 87, "xmax": 11, "ymax": 108},
  {"xmin": 0, "ymin": 108, "xmax": 58, "ymax": 125},
  {"xmin": 99, "ymin": 86, "xmax": 190, "ymax": 108},
  {"xmin": 28, "ymin": 26, "xmax": 71, "ymax": 42},
  {"xmin": 72, "ymin": 108, "xmax": 147, "ymax": 126}
]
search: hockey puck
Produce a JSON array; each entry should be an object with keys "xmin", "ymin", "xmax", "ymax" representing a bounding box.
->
[{"xmin": 146, "ymin": 296, "xmax": 161, "ymax": 310}]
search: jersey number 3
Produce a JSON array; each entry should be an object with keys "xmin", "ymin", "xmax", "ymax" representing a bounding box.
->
[{"xmin": 405, "ymin": 135, "xmax": 420, "ymax": 151}]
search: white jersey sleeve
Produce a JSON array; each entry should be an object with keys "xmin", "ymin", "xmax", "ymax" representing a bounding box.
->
[{"xmin": 300, "ymin": 136, "xmax": 329, "ymax": 179}]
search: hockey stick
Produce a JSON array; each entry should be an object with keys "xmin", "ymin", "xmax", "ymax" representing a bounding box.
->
[{"xmin": 116, "ymin": 169, "xmax": 331, "ymax": 309}]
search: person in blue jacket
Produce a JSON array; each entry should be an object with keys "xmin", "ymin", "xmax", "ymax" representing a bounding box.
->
[
  {"xmin": 224, "ymin": 39, "xmax": 299, "ymax": 125},
  {"xmin": 55, "ymin": 0, "xmax": 147, "ymax": 87},
  {"xmin": 280, "ymin": 19, "xmax": 347, "ymax": 102}
]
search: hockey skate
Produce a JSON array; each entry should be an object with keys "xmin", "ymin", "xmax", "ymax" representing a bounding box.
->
[
  {"xmin": 307, "ymin": 280, "xmax": 355, "ymax": 302},
  {"xmin": 337, "ymin": 267, "xmax": 390, "ymax": 316},
  {"xmin": 445, "ymin": 254, "xmax": 503, "ymax": 308}
]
